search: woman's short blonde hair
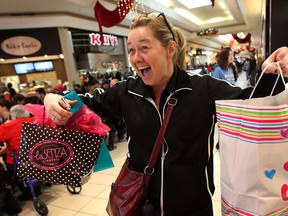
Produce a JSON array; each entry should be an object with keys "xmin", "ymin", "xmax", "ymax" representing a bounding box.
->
[{"xmin": 130, "ymin": 12, "xmax": 187, "ymax": 70}]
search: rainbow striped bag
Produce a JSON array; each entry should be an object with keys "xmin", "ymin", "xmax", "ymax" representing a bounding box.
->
[{"xmin": 216, "ymin": 70, "xmax": 288, "ymax": 215}]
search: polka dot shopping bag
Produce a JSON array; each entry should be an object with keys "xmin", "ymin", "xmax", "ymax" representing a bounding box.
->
[{"xmin": 17, "ymin": 122, "xmax": 104, "ymax": 187}]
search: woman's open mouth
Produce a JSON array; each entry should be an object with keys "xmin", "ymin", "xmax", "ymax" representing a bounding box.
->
[{"xmin": 139, "ymin": 66, "xmax": 151, "ymax": 77}]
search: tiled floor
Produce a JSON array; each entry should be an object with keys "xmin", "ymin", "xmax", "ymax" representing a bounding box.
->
[
  {"xmin": 16, "ymin": 141, "xmax": 221, "ymax": 216},
  {"xmin": 16, "ymin": 71, "xmax": 247, "ymax": 216}
]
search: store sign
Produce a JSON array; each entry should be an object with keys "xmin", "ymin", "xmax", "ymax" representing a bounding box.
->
[
  {"xmin": 89, "ymin": 33, "xmax": 118, "ymax": 46},
  {"xmin": 1, "ymin": 36, "xmax": 41, "ymax": 56}
]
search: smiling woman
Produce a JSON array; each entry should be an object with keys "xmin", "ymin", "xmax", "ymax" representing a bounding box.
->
[
  {"xmin": 43, "ymin": 10, "xmax": 288, "ymax": 216},
  {"xmin": 127, "ymin": 12, "xmax": 187, "ymax": 104}
]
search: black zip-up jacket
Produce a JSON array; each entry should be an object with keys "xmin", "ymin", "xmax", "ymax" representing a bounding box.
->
[{"xmin": 83, "ymin": 66, "xmax": 285, "ymax": 215}]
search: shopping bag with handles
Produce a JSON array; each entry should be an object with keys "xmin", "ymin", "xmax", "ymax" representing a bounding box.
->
[
  {"xmin": 216, "ymin": 64, "xmax": 288, "ymax": 215},
  {"xmin": 17, "ymin": 122, "xmax": 104, "ymax": 187},
  {"xmin": 17, "ymin": 90, "xmax": 110, "ymax": 187}
]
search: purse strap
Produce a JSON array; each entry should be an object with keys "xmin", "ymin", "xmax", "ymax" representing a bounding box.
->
[{"xmin": 144, "ymin": 97, "xmax": 177, "ymax": 174}]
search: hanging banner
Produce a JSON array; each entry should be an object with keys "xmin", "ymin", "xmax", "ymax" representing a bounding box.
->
[
  {"xmin": 231, "ymin": 33, "xmax": 251, "ymax": 44},
  {"xmin": 94, "ymin": 0, "xmax": 134, "ymax": 44}
]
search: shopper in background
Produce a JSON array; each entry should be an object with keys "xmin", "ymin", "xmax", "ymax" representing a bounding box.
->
[
  {"xmin": 248, "ymin": 53, "xmax": 257, "ymax": 86},
  {"xmin": 43, "ymin": 11, "xmax": 288, "ymax": 215},
  {"xmin": 101, "ymin": 79, "xmax": 110, "ymax": 90},
  {"xmin": 0, "ymin": 105, "xmax": 41, "ymax": 201},
  {"xmin": 0, "ymin": 98, "xmax": 11, "ymax": 124},
  {"xmin": 0, "ymin": 83, "xmax": 11, "ymax": 102},
  {"xmin": 256, "ymin": 56, "xmax": 265, "ymax": 82},
  {"xmin": 74, "ymin": 83, "xmax": 83, "ymax": 94},
  {"xmin": 7, "ymin": 83, "xmax": 16, "ymax": 98},
  {"xmin": 12, "ymin": 93, "xmax": 26, "ymax": 106},
  {"xmin": 110, "ymin": 78, "xmax": 119, "ymax": 87},
  {"xmin": 207, "ymin": 63, "xmax": 213, "ymax": 73},
  {"xmin": 213, "ymin": 53, "xmax": 219, "ymax": 71},
  {"xmin": 79, "ymin": 72, "xmax": 99, "ymax": 93},
  {"xmin": 230, "ymin": 61, "xmax": 239, "ymax": 82},
  {"xmin": 0, "ymin": 98, "xmax": 11, "ymax": 164},
  {"xmin": 243, "ymin": 57, "xmax": 251, "ymax": 79},
  {"xmin": 35, "ymin": 87, "xmax": 46, "ymax": 105},
  {"xmin": 115, "ymin": 70, "xmax": 123, "ymax": 81},
  {"xmin": 212, "ymin": 48, "xmax": 236, "ymax": 85},
  {"xmin": 123, "ymin": 66, "xmax": 134, "ymax": 80}
]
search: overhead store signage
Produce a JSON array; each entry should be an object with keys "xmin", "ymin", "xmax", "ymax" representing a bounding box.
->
[
  {"xmin": 89, "ymin": 33, "xmax": 118, "ymax": 46},
  {"xmin": 1, "ymin": 36, "xmax": 41, "ymax": 56}
]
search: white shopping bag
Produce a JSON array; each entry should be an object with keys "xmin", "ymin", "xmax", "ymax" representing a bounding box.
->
[{"xmin": 216, "ymin": 67, "xmax": 288, "ymax": 215}]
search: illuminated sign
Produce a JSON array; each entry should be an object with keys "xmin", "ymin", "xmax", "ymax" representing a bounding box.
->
[
  {"xmin": 1, "ymin": 36, "xmax": 41, "ymax": 56},
  {"xmin": 89, "ymin": 33, "xmax": 118, "ymax": 46}
]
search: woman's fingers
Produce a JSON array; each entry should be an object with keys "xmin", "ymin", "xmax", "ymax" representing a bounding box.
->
[
  {"xmin": 58, "ymin": 98, "xmax": 78, "ymax": 111},
  {"xmin": 262, "ymin": 47, "xmax": 288, "ymax": 75},
  {"xmin": 44, "ymin": 93, "xmax": 74, "ymax": 124}
]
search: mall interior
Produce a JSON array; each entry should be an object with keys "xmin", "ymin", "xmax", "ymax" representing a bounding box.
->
[{"xmin": 0, "ymin": 0, "xmax": 288, "ymax": 215}]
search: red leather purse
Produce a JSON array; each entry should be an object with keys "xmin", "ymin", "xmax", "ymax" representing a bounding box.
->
[{"xmin": 106, "ymin": 98, "xmax": 177, "ymax": 216}]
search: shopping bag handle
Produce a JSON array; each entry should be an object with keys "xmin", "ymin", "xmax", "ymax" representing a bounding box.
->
[{"xmin": 249, "ymin": 61, "xmax": 286, "ymax": 99}]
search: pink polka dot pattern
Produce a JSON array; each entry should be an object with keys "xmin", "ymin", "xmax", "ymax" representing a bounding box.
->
[{"xmin": 17, "ymin": 122, "xmax": 104, "ymax": 187}]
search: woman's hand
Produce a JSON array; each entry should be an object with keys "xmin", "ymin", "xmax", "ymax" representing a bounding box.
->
[
  {"xmin": 44, "ymin": 93, "xmax": 77, "ymax": 125},
  {"xmin": 262, "ymin": 46, "xmax": 288, "ymax": 76}
]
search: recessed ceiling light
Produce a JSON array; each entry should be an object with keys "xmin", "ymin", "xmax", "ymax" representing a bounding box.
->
[
  {"xmin": 207, "ymin": 17, "xmax": 226, "ymax": 24},
  {"xmin": 177, "ymin": 0, "xmax": 212, "ymax": 9}
]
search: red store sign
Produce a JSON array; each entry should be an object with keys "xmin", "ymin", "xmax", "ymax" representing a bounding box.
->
[{"xmin": 89, "ymin": 33, "xmax": 118, "ymax": 46}]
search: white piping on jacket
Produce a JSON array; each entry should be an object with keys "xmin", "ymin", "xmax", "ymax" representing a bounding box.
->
[
  {"xmin": 145, "ymin": 96, "xmax": 165, "ymax": 215},
  {"xmin": 161, "ymin": 139, "xmax": 169, "ymax": 216},
  {"xmin": 127, "ymin": 90, "xmax": 144, "ymax": 98},
  {"xmin": 205, "ymin": 114, "xmax": 216, "ymax": 197}
]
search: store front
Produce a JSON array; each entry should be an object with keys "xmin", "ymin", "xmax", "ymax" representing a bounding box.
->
[
  {"xmin": 185, "ymin": 45, "xmax": 218, "ymax": 75},
  {"xmin": 69, "ymin": 28, "xmax": 128, "ymax": 84},
  {"xmin": 0, "ymin": 26, "xmax": 129, "ymax": 98},
  {"xmin": 0, "ymin": 28, "xmax": 67, "ymax": 97}
]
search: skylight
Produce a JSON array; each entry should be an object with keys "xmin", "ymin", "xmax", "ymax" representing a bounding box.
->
[{"xmin": 177, "ymin": 0, "xmax": 212, "ymax": 9}]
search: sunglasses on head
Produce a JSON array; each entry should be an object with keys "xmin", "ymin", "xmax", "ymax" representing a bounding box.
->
[
  {"xmin": 156, "ymin": 12, "xmax": 175, "ymax": 41},
  {"xmin": 133, "ymin": 11, "xmax": 175, "ymax": 41}
]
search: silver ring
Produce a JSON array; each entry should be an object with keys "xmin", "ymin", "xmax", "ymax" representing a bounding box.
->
[{"xmin": 51, "ymin": 116, "xmax": 55, "ymax": 121}]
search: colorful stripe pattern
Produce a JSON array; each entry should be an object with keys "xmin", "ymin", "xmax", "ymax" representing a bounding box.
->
[
  {"xmin": 216, "ymin": 102, "xmax": 288, "ymax": 144},
  {"xmin": 217, "ymin": 101, "xmax": 288, "ymax": 215},
  {"xmin": 221, "ymin": 197, "xmax": 288, "ymax": 216}
]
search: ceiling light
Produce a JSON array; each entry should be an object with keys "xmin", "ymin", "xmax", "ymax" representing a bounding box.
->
[
  {"xmin": 177, "ymin": 0, "xmax": 212, "ymax": 9},
  {"xmin": 206, "ymin": 15, "xmax": 233, "ymax": 24},
  {"xmin": 218, "ymin": 1, "xmax": 227, "ymax": 10},
  {"xmin": 174, "ymin": 8, "xmax": 202, "ymax": 25},
  {"xmin": 207, "ymin": 17, "xmax": 226, "ymax": 24}
]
